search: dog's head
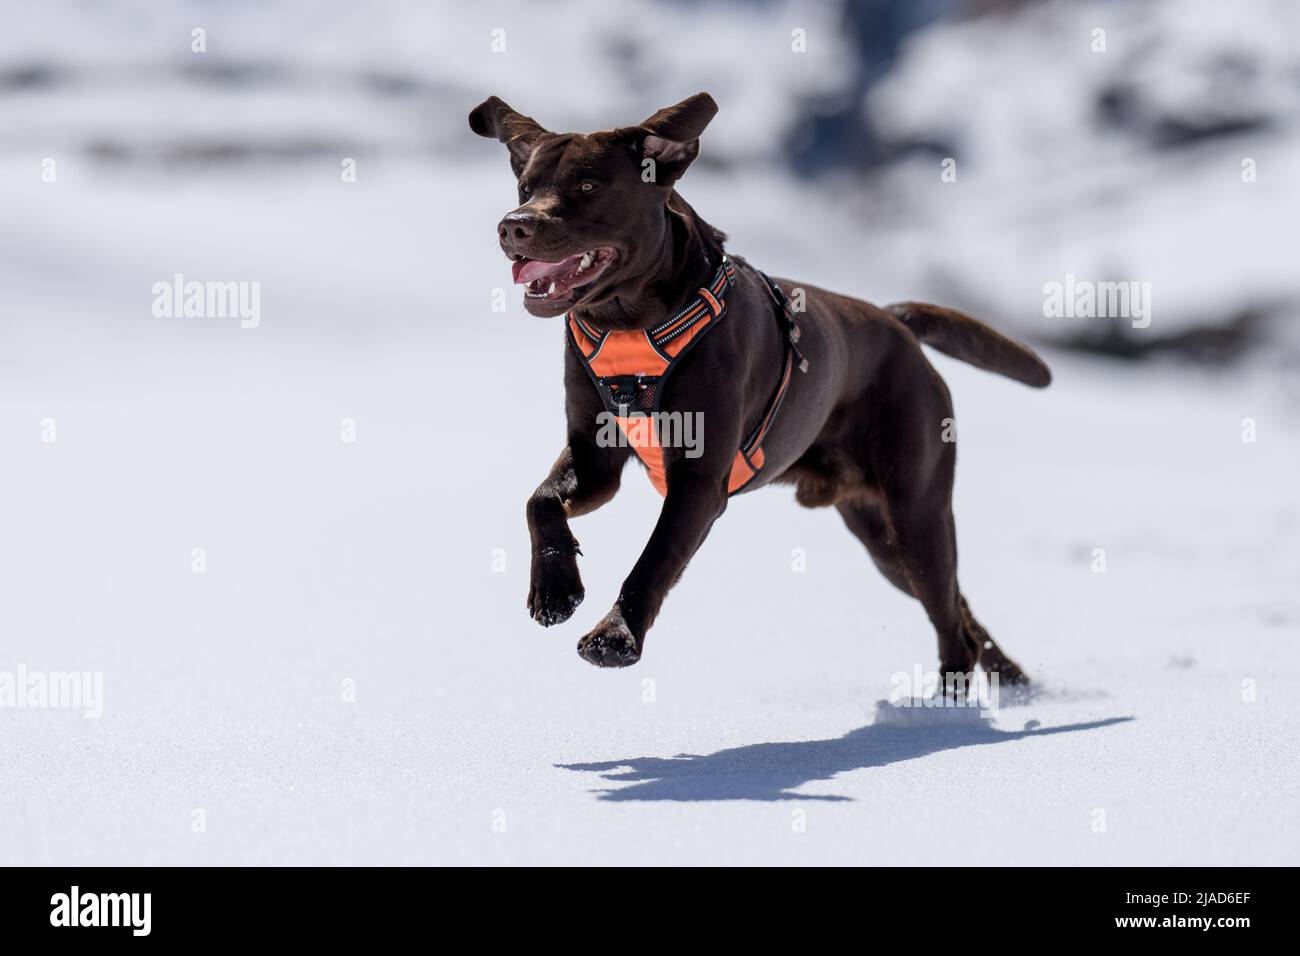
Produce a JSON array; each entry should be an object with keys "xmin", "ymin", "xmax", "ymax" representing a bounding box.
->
[{"xmin": 469, "ymin": 93, "xmax": 718, "ymax": 317}]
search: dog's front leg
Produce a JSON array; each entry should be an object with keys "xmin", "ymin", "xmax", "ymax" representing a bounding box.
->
[
  {"xmin": 577, "ymin": 471, "xmax": 728, "ymax": 667},
  {"xmin": 526, "ymin": 438, "xmax": 626, "ymax": 627}
]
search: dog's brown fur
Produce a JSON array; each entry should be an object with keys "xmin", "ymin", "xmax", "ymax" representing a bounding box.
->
[{"xmin": 470, "ymin": 93, "xmax": 1050, "ymax": 685}]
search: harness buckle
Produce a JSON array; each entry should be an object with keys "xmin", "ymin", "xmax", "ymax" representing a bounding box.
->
[{"xmin": 605, "ymin": 374, "xmax": 643, "ymax": 409}]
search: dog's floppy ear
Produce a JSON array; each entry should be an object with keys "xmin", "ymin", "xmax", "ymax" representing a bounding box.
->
[
  {"xmin": 636, "ymin": 92, "xmax": 718, "ymax": 186},
  {"xmin": 468, "ymin": 96, "xmax": 549, "ymax": 177}
]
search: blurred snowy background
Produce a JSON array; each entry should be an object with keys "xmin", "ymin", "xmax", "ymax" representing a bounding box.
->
[{"xmin": 1, "ymin": 0, "xmax": 1297, "ymax": 865}]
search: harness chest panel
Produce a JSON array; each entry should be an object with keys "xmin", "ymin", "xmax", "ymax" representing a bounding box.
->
[{"xmin": 566, "ymin": 255, "xmax": 804, "ymax": 497}]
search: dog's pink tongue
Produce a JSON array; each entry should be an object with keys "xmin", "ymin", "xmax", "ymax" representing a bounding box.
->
[{"xmin": 513, "ymin": 255, "xmax": 581, "ymax": 285}]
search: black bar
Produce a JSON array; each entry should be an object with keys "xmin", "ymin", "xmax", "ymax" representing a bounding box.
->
[{"xmin": 0, "ymin": 867, "xmax": 1287, "ymax": 943}]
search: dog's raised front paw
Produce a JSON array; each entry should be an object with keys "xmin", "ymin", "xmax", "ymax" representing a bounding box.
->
[
  {"xmin": 576, "ymin": 611, "xmax": 641, "ymax": 668},
  {"xmin": 527, "ymin": 547, "xmax": 584, "ymax": 627}
]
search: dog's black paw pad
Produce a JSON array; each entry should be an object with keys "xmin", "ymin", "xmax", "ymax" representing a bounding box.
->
[
  {"xmin": 528, "ymin": 587, "xmax": 584, "ymax": 627},
  {"xmin": 576, "ymin": 619, "xmax": 640, "ymax": 668},
  {"xmin": 527, "ymin": 550, "xmax": 584, "ymax": 627}
]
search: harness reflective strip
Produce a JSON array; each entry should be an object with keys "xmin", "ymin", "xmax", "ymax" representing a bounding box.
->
[
  {"xmin": 651, "ymin": 302, "xmax": 707, "ymax": 342},
  {"xmin": 652, "ymin": 274, "xmax": 729, "ymax": 360},
  {"xmin": 650, "ymin": 269, "xmax": 729, "ymax": 336},
  {"xmin": 659, "ymin": 311, "xmax": 717, "ymax": 358},
  {"xmin": 697, "ymin": 288, "xmax": 722, "ymax": 319},
  {"xmin": 570, "ymin": 318, "xmax": 603, "ymax": 355},
  {"xmin": 567, "ymin": 255, "xmax": 797, "ymax": 498}
]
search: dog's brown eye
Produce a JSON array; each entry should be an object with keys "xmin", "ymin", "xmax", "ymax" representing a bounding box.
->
[{"xmin": 580, "ymin": 182, "xmax": 595, "ymax": 193}]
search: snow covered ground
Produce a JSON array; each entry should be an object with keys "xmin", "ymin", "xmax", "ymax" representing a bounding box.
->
[{"xmin": 2, "ymin": 152, "xmax": 1297, "ymax": 865}]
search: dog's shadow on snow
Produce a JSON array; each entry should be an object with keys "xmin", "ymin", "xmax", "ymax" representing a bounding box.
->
[{"xmin": 557, "ymin": 705, "xmax": 1134, "ymax": 802}]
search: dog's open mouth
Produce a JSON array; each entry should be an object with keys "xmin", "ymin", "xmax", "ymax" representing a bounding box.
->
[{"xmin": 512, "ymin": 247, "xmax": 617, "ymax": 305}]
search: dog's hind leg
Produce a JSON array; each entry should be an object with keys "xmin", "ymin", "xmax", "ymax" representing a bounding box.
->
[
  {"xmin": 836, "ymin": 497, "xmax": 1028, "ymax": 687},
  {"xmin": 835, "ymin": 498, "xmax": 914, "ymax": 596},
  {"xmin": 844, "ymin": 457, "xmax": 973, "ymax": 685},
  {"xmin": 958, "ymin": 595, "xmax": 1028, "ymax": 685}
]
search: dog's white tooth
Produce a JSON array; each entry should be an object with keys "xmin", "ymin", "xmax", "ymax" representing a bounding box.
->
[
  {"xmin": 579, "ymin": 252, "xmax": 593, "ymax": 270},
  {"xmin": 548, "ymin": 281, "xmax": 556, "ymax": 295}
]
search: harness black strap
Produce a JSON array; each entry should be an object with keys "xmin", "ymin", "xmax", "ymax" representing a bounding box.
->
[
  {"xmin": 736, "ymin": 268, "xmax": 805, "ymax": 464},
  {"xmin": 749, "ymin": 265, "xmax": 811, "ymax": 374}
]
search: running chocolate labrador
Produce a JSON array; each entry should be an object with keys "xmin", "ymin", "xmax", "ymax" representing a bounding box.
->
[{"xmin": 469, "ymin": 92, "xmax": 1050, "ymax": 686}]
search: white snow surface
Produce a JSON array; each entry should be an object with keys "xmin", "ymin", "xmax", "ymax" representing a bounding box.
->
[{"xmin": 2, "ymin": 157, "xmax": 1297, "ymax": 866}]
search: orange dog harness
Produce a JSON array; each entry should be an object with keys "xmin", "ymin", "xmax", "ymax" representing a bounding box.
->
[{"xmin": 567, "ymin": 255, "xmax": 807, "ymax": 497}]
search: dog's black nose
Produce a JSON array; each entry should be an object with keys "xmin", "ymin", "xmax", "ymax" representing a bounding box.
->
[{"xmin": 499, "ymin": 212, "xmax": 537, "ymax": 243}]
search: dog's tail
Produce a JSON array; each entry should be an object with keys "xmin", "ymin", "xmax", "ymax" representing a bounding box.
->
[{"xmin": 888, "ymin": 302, "xmax": 1052, "ymax": 388}]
